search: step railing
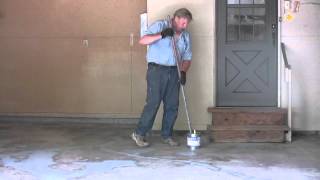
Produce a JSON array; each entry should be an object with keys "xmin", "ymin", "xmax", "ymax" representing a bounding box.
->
[{"xmin": 281, "ymin": 42, "xmax": 292, "ymax": 142}]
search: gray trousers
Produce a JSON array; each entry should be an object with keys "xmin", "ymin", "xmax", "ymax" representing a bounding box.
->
[{"xmin": 135, "ymin": 63, "xmax": 180, "ymax": 138}]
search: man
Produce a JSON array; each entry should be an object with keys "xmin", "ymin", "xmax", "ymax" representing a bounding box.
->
[{"xmin": 132, "ymin": 8, "xmax": 193, "ymax": 147}]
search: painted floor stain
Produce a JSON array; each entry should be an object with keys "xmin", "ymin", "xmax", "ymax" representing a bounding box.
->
[
  {"xmin": 0, "ymin": 151, "xmax": 136, "ymax": 180},
  {"xmin": 1, "ymin": 151, "xmax": 319, "ymax": 180}
]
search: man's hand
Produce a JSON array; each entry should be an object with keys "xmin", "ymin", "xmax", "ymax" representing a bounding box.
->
[
  {"xmin": 161, "ymin": 28, "xmax": 174, "ymax": 39},
  {"xmin": 180, "ymin": 71, "xmax": 186, "ymax": 85}
]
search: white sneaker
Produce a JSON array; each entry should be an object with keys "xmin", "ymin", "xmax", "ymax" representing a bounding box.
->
[
  {"xmin": 162, "ymin": 137, "xmax": 180, "ymax": 146},
  {"xmin": 131, "ymin": 132, "xmax": 150, "ymax": 147}
]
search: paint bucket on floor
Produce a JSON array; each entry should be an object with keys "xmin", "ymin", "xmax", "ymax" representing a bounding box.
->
[{"xmin": 187, "ymin": 130, "xmax": 200, "ymax": 151}]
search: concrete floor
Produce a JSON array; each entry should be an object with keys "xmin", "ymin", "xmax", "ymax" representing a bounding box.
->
[{"xmin": 0, "ymin": 122, "xmax": 319, "ymax": 180}]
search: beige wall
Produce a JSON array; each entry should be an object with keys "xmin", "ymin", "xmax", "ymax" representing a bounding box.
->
[
  {"xmin": 147, "ymin": 0, "xmax": 215, "ymax": 130},
  {"xmin": 0, "ymin": 0, "xmax": 147, "ymax": 118},
  {"xmin": 2, "ymin": 0, "xmax": 317, "ymax": 131},
  {"xmin": 281, "ymin": 0, "xmax": 320, "ymax": 130}
]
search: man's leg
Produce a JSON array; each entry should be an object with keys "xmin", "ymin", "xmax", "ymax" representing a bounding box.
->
[
  {"xmin": 135, "ymin": 65, "xmax": 162, "ymax": 137},
  {"xmin": 161, "ymin": 68, "xmax": 180, "ymax": 139}
]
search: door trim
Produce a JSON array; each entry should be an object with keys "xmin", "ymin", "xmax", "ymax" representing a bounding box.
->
[{"xmin": 277, "ymin": 0, "xmax": 281, "ymax": 108}]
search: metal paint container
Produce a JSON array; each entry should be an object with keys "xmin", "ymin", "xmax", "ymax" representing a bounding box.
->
[{"xmin": 187, "ymin": 130, "xmax": 200, "ymax": 151}]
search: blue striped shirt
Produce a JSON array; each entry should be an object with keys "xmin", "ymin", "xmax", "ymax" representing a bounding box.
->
[{"xmin": 143, "ymin": 19, "xmax": 192, "ymax": 66}]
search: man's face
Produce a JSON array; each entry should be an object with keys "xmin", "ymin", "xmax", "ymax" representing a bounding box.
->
[{"xmin": 173, "ymin": 16, "xmax": 190, "ymax": 32}]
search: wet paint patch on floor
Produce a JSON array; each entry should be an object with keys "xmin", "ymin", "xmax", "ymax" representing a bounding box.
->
[
  {"xmin": 0, "ymin": 151, "xmax": 136, "ymax": 180},
  {"xmin": 1, "ymin": 151, "xmax": 319, "ymax": 180},
  {"xmin": 0, "ymin": 124, "xmax": 319, "ymax": 179}
]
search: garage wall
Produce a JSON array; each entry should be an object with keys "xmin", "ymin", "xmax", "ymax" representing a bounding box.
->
[
  {"xmin": 147, "ymin": 0, "xmax": 215, "ymax": 130},
  {"xmin": 0, "ymin": 0, "xmax": 147, "ymax": 118},
  {"xmin": 281, "ymin": 0, "xmax": 320, "ymax": 130},
  {"xmin": 4, "ymin": 0, "xmax": 316, "ymax": 131}
]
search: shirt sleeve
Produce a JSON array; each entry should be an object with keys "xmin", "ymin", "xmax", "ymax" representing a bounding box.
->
[
  {"xmin": 143, "ymin": 20, "xmax": 165, "ymax": 35},
  {"xmin": 182, "ymin": 33, "xmax": 192, "ymax": 61}
]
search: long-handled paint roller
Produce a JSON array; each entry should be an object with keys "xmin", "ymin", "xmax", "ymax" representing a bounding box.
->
[{"xmin": 168, "ymin": 17, "xmax": 200, "ymax": 151}]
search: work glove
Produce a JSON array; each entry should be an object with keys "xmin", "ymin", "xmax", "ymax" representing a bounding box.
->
[
  {"xmin": 161, "ymin": 28, "xmax": 174, "ymax": 39},
  {"xmin": 180, "ymin": 71, "xmax": 186, "ymax": 85}
]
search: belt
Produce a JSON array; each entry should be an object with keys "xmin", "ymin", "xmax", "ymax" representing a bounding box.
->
[{"xmin": 148, "ymin": 62, "xmax": 177, "ymax": 69}]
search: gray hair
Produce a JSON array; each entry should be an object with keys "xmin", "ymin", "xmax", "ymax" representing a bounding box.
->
[{"xmin": 174, "ymin": 8, "xmax": 192, "ymax": 21}]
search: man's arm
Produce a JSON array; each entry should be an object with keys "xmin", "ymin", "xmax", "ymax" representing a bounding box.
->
[
  {"xmin": 180, "ymin": 60, "xmax": 191, "ymax": 72},
  {"xmin": 139, "ymin": 28, "xmax": 174, "ymax": 45},
  {"xmin": 139, "ymin": 34, "xmax": 162, "ymax": 45},
  {"xmin": 179, "ymin": 60, "xmax": 191, "ymax": 86}
]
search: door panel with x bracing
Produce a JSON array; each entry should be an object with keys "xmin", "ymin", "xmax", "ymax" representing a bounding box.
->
[{"xmin": 217, "ymin": 0, "xmax": 278, "ymax": 106}]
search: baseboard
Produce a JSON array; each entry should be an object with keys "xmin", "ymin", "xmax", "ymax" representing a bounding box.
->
[
  {"xmin": 0, "ymin": 115, "xmax": 139, "ymax": 125},
  {"xmin": 292, "ymin": 131, "xmax": 320, "ymax": 136}
]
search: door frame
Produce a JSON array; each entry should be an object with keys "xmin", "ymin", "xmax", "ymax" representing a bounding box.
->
[
  {"xmin": 277, "ymin": 0, "xmax": 282, "ymax": 108},
  {"xmin": 214, "ymin": 0, "xmax": 281, "ymax": 107}
]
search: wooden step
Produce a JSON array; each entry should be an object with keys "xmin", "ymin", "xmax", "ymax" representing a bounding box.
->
[
  {"xmin": 208, "ymin": 125, "xmax": 288, "ymax": 143},
  {"xmin": 208, "ymin": 107, "xmax": 287, "ymax": 113},
  {"xmin": 207, "ymin": 107, "xmax": 288, "ymax": 143},
  {"xmin": 208, "ymin": 107, "xmax": 287, "ymax": 126},
  {"xmin": 211, "ymin": 125, "xmax": 289, "ymax": 131}
]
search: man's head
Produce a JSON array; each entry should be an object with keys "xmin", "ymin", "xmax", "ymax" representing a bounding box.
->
[{"xmin": 173, "ymin": 8, "xmax": 192, "ymax": 33}]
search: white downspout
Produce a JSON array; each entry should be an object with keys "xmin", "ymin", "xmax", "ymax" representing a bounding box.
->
[{"xmin": 286, "ymin": 68, "xmax": 292, "ymax": 142}]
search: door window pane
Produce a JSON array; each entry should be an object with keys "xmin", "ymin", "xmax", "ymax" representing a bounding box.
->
[
  {"xmin": 226, "ymin": 1, "xmax": 266, "ymax": 42},
  {"xmin": 254, "ymin": 24, "xmax": 265, "ymax": 40},
  {"xmin": 253, "ymin": 8, "xmax": 265, "ymax": 23},
  {"xmin": 228, "ymin": 0, "xmax": 239, "ymax": 4},
  {"xmin": 240, "ymin": 8, "xmax": 254, "ymax": 41},
  {"xmin": 240, "ymin": 8, "xmax": 254, "ymax": 25},
  {"xmin": 240, "ymin": 0, "xmax": 253, "ymax": 4},
  {"xmin": 227, "ymin": 8, "xmax": 240, "ymax": 41},
  {"xmin": 253, "ymin": 8, "xmax": 266, "ymax": 40},
  {"xmin": 240, "ymin": 25, "xmax": 254, "ymax": 41},
  {"xmin": 254, "ymin": 0, "xmax": 265, "ymax": 4}
]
